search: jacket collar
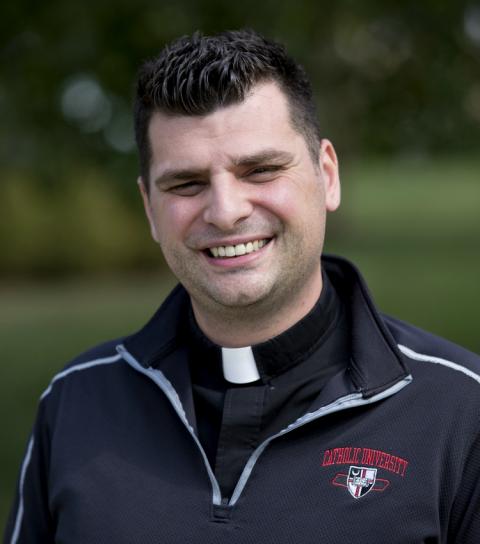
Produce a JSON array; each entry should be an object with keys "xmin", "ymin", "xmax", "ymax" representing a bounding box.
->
[
  {"xmin": 124, "ymin": 282, "xmax": 191, "ymax": 367},
  {"xmin": 186, "ymin": 271, "xmax": 341, "ymax": 384},
  {"xmin": 123, "ymin": 256, "xmax": 410, "ymax": 399},
  {"xmin": 322, "ymin": 255, "xmax": 410, "ymax": 397}
]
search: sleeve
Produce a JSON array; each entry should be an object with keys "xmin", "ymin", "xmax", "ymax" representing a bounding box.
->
[{"xmin": 3, "ymin": 403, "xmax": 55, "ymax": 544}]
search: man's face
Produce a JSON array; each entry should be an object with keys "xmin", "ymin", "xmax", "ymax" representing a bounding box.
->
[{"xmin": 140, "ymin": 81, "xmax": 340, "ymax": 325}]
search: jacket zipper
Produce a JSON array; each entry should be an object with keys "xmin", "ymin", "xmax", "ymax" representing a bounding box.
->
[{"xmin": 117, "ymin": 344, "xmax": 412, "ymax": 508}]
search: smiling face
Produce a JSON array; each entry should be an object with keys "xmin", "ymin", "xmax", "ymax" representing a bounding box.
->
[{"xmin": 140, "ymin": 81, "xmax": 340, "ymax": 343}]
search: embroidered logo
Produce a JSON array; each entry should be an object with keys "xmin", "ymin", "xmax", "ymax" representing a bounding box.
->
[
  {"xmin": 322, "ymin": 446, "xmax": 409, "ymax": 499},
  {"xmin": 346, "ymin": 466, "xmax": 376, "ymax": 498},
  {"xmin": 332, "ymin": 466, "xmax": 390, "ymax": 498}
]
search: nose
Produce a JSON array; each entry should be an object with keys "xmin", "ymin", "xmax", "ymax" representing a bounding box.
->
[{"xmin": 203, "ymin": 176, "xmax": 254, "ymax": 231}]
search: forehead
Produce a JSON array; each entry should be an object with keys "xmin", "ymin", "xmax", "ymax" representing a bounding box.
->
[{"xmin": 147, "ymin": 82, "xmax": 304, "ymax": 176}]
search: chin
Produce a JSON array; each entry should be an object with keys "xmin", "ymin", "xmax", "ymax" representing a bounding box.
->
[{"xmin": 206, "ymin": 284, "xmax": 273, "ymax": 310}]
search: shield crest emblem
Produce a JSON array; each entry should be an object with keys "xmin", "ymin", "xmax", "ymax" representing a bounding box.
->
[{"xmin": 347, "ymin": 466, "xmax": 377, "ymax": 499}]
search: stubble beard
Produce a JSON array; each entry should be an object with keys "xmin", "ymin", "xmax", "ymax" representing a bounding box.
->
[
  {"xmin": 183, "ymin": 262, "xmax": 280, "ymax": 320},
  {"xmin": 179, "ymin": 238, "xmax": 323, "ymax": 330}
]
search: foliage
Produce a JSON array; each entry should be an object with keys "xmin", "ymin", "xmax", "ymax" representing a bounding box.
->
[
  {"xmin": 1, "ymin": 1, "xmax": 479, "ymax": 278},
  {"xmin": 1, "ymin": 0, "xmax": 479, "ymax": 194},
  {"xmin": 0, "ymin": 171, "xmax": 160, "ymax": 277}
]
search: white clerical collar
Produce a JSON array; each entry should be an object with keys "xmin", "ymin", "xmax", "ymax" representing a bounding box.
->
[{"xmin": 221, "ymin": 346, "xmax": 261, "ymax": 384}]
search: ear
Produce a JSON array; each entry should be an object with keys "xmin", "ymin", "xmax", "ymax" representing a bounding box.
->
[
  {"xmin": 138, "ymin": 177, "xmax": 160, "ymax": 243},
  {"xmin": 318, "ymin": 139, "xmax": 341, "ymax": 212}
]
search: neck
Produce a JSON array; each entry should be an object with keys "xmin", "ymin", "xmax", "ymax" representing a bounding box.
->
[{"xmin": 191, "ymin": 273, "xmax": 323, "ymax": 348}]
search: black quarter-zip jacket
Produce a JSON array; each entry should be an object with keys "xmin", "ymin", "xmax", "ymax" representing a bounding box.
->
[
  {"xmin": 5, "ymin": 256, "xmax": 480, "ymax": 543},
  {"xmin": 188, "ymin": 271, "xmax": 350, "ymax": 500}
]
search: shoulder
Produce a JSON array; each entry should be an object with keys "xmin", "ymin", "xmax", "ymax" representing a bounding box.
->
[
  {"xmin": 65, "ymin": 337, "xmax": 125, "ymax": 369},
  {"xmin": 384, "ymin": 314, "xmax": 480, "ymax": 387},
  {"xmin": 41, "ymin": 282, "xmax": 189, "ymax": 403},
  {"xmin": 40, "ymin": 337, "xmax": 126, "ymax": 404}
]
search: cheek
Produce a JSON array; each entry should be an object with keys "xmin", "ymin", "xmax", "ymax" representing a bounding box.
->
[
  {"xmin": 257, "ymin": 179, "xmax": 324, "ymax": 222},
  {"xmin": 154, "ymin": 200, "xmax": 199, "ymax": 244}
]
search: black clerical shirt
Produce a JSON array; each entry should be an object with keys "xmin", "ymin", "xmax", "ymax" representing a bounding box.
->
[{"xmin": 187, "ymin": 274, "xmax": 350, "ymax": 501}]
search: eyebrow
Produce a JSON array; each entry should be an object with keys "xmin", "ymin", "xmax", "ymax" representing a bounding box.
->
[
  {"xmin": 153, "ymin": 168, "xmax": 209, "ymax": 188},
  {"xmin": 153, "ymin": 149, "xmax": 295, "ymax": 187},
  {"xmin": 231, "ymin": 149, "xmax": 295, "ymax": 167}
]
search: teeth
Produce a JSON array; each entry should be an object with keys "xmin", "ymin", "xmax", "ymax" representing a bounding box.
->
[
  {"xmin": 235, "ymin": 244, "xmax": 246, "ymax": 256},
  {"xmin": 208, "ymin": 239, "xmax": 269, "ymax": 258}
]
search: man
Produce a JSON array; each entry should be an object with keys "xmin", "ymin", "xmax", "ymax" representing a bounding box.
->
[{"xmin": 5, "ymin": 30, "xmax": 480, "ymax": 543}]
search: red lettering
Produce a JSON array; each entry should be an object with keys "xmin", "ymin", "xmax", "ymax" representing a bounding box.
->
[
  {"xmin": 332, "ymin": 448, "xmax": 341, "ymax": 464},
  {"xmin": 324, "ymin": 446, "xmax": 409, "ymax": 476},
  {"xmin": 386, "ymin": 455, "xmax": 395, "ymax": 472},
  {"xmin": 361, "ymin": 448, "xmax": 374, "ymax": 465},
  {"xmin": 361, "ymin": 448, "xmax": 367, "ymax": 464},
  {"xmin": 322, "ymin": 450, "xmax": 333, "ymax": 466},
  {"xmin": 378, "ymin": 452, "xmax": 388, "ymax": 469},
  {"xmin": 353, "ymin": 448, "xmax": 361, "ymax": 463},
  {"xmin": 344, "ymin": 447, "xmax": 353, "ymax": 463}
]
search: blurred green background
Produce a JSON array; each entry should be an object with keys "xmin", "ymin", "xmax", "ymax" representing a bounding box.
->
[{"xmin": 1, "ymin": 0, "xmax": 479, "ymax": 530}]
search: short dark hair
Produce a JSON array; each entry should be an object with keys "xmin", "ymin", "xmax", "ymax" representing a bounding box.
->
[{"xmin": 134, "ymin": 29, "xmax": 321, "ymax": 186}]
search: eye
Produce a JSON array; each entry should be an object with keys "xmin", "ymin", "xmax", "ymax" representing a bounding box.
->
[
  {"xmin": 247, "ymin": 165, "xmax": 283, "ymax": 180},
  {"xmin": 166, "ymin": 181, "xmax": 205, "ymax": 197}
]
